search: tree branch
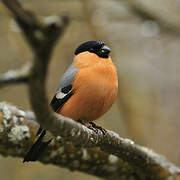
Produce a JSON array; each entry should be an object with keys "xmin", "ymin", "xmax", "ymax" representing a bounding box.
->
[
  {"xmin": 0, "ymin": 63, "xmax": 31, "ymax": 88},
  {"xmin": 0, "ymin": 102, "xmax": 140, "ymax": 180},
  {"xmin": 1, "ymin": 0, "xmax": 180, "ymax": 179},
  {"xmin": 122, "ymin": 0, "xmax": 180, "ymax": 36},
  {"xmin": 1, "ymin": 102, "xmax": 180, "ymax": 180}
]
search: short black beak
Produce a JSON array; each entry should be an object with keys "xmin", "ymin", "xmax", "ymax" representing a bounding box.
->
[{"xmin": 101, "ymin": 45, "xmax": 111, "ymax": 56}]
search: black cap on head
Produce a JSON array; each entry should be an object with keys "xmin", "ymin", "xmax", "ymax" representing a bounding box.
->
[{"xmin": 74, "ymin": 41, "xmax": 111, "ymax": 58}]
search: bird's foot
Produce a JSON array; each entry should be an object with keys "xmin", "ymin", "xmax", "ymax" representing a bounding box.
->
[
  {"xmin": 87, "ymin": 123, "xmax": 98, "ymax": 133},
  {"xmin": 77, "ymin": 120, "xmax": 97, "ymax": 133},
  {"xmin": 77, "ymin": 120, "xmax": 106, "ymax": 134},
  {"xmin": 89, "ymin": 122, "xmax": 107, "ymax": 135}
]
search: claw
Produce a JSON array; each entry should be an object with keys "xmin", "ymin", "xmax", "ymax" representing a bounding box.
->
[
  {"xmin": 89, "ymin": 122, "xmax": 107, "ymax": 135},
  {"xmin": 87, "ymin": 123, "xmax": 98, "ymax": 133},
  {"xmin": 77, "ymin": 120, "xmax": 106, "ymax": 135}
]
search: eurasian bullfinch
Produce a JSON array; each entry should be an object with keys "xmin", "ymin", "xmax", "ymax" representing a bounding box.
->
[{"xmin": 23, "ymin": 40, "xmax": 118, "ymax": 162}]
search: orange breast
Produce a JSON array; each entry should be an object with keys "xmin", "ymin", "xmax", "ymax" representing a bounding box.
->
[{"xmin": 58, "ymin": 53, "xmax": 118, "ymax": 122}]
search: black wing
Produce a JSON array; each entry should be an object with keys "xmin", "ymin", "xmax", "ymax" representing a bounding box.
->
[
  {"xmin": 50, "ymin": 62, "xmax": 78, "ymax": 112},
  {"xmin": 50, "ymin": 84, "xmax": 73, "ymax": 112}
]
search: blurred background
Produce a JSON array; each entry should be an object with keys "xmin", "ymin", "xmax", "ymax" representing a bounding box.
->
[{"xmin": 0, "ymin": 0, "xmax": 180, "ymax": 179}]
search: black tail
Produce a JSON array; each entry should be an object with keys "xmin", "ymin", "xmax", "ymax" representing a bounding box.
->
[
  {"xmin": 36, "ymin": 126, "xmax": 43, "ymax": 136},
  {"xmin": 23, "ymin": 129, "xmax": 51, "ymax": 162}
]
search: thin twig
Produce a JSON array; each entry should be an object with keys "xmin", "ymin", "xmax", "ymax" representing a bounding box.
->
[
  {"xmin": 122, "ymin": 0, "xmax": 180, "ymax": 36},
  {"xmin": 0, "ymin": 63, "xmax": 31, "ymax": 88}
]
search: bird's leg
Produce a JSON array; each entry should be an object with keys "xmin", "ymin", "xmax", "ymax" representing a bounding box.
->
[{"xmin": 89, "ymin": 122, "xmax": 107, "ymax": 135}]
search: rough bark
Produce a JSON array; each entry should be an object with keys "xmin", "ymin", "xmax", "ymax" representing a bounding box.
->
[{"xmin": 0, "ymin": 102, "xmax": 138, "ymax": 180}]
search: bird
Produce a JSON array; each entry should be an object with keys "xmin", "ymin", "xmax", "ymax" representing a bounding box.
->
[{"xmin": 23, "ymin": 40, "xmax": 118, "ymax": 162}]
